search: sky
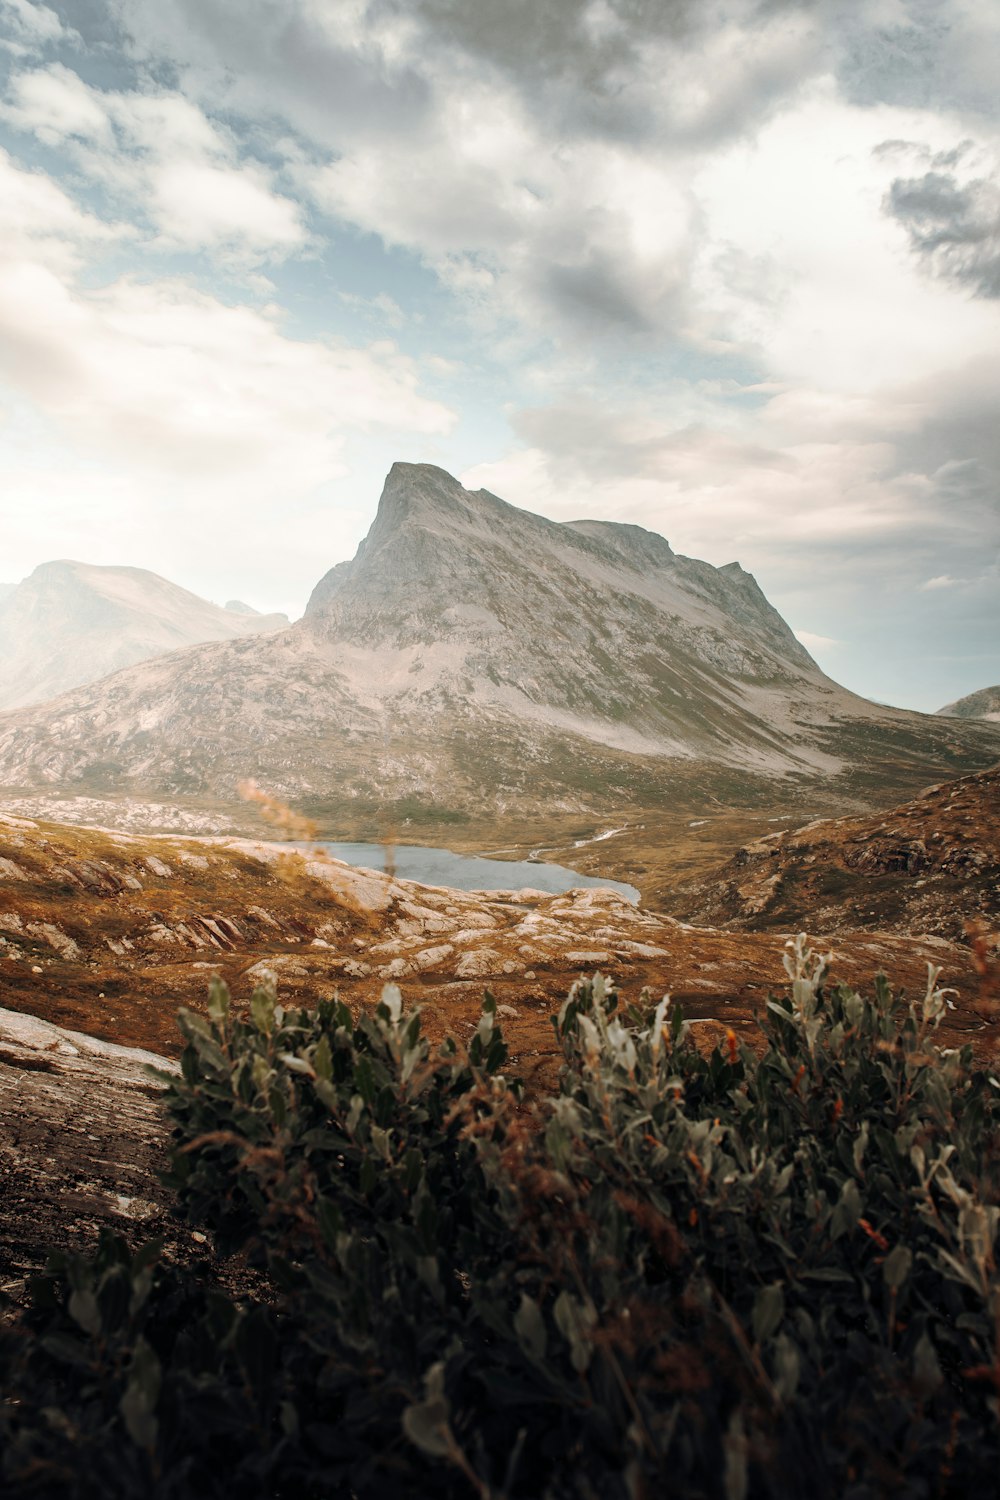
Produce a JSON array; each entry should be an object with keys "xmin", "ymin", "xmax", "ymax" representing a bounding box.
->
[{"xmin": 0, "ymin": 0, "xmax": 997, "ymax": 713}]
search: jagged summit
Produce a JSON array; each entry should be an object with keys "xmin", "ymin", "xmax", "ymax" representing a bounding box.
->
[
  {"xmin": 0, "ymin": 463, "xmax": 997, "ymax": 814},
  {"xmin": 307, "ymin": 464, "xmax": 810, "ymax": 672}
]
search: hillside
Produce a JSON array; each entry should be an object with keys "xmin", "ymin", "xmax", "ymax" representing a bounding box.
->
[
  {"xmin": 939, "ymin": 685, "xmax": 1000, "ymax": 722},
  {"xmin": 670, "ymin": 763, "xmax": 1000, "ymax": 941},
  {"xmin": 0, "ymin": 560, "xmax": 288, "ymax": 710},
  {"xmin": 0, "ymin": 807, "xmax": 992, "ymax": 1068},
  {"xmin": 0, "ymin": 466, "xmax": 997, "ymax": 829}
]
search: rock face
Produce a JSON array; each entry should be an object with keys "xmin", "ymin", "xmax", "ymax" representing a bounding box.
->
[
  {"xmin": 0, "ymin": 560, "xmax": 289, "ymax": 710},
  {"xmin": 939, "ymin": 686, "xmax": 1000, "ymax": 723},
  {"xmin": 672, "ymin": 764, "xmax": 1000, "ymax": 942},
  {"xmin": 0, "ymin": 1005, "xmax": 180, "ymax": 1282},
  {"xmin": 0, "ymin": 466, "xmax": 997, "ymax": 817}
]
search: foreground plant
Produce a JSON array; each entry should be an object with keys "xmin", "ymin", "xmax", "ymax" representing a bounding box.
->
[{"xmin": 1, "ymin": 939, "xmax": 998, "ymax": 1498}]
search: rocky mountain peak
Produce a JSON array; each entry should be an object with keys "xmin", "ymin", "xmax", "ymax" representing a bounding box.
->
[{"xmin": 2, "ymin": 463, "xmax": 998, "ymax": 814}]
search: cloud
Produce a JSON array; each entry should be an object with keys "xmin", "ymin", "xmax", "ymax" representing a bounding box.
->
[
  {"xmin": 0, "ymin": 145, "xmax": 123, "ymax": 271},
  {"xmin": 2, "ymin": 66, "xmax": 309, "ymax": 262},
  {"xmin": 460, "ymin": 342, "xmax": 1000, "ymax": 589},
  {"xmin": 793, "ymin": 629, "xmax": 840, "ymax": 650},
  {"xmin": 884, "ymin": 167, "xmax": 1000, "ymax": 297},
  {"xmin": 836, "ymin": 0, "xmax": 1000, "ymax": 121},
  {"xmin": 921, "ymin": 574, "xmax": 960, "ymax": 590},
  {"xmin": 0, "ymin": 149, "xmax": 454, "ymax": 498},
  {"xmin": 0, "ymin": 0, "xmax": 67, "ymax": 48}
]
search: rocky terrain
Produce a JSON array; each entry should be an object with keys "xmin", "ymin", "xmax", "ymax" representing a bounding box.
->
[
  {"xmin": 0, "ymin": 560, "xmax": 288, "ymax": 710},
  {"xmin": 0, "ymin": 466, "xmax": 996, "ymax": 829},
  {"xmin": 1, "ymin": 777, "xmax": 998, "ymax": 1279},
  {"xmin": 672, "ymin": 763, "xmax": 1000, "ymax": 942},
  {"xmin": 0, "ymin": 805, "xmax": 994, "ymax": 1064},
  {"xmin": 939, "ymin": 685, "xmax": 1000, "ymax": 722}
]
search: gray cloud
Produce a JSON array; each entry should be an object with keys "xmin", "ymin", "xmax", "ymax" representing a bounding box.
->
[
  {"xmin": 110, "ymin": 0, "xmax": 434, "ymax": 144},
  {"xmin": 885, "ymin": 170, "xmax": 1000, "ymax": 298},
  {"xmin": 835, "ymin": 0, "xmax": 1000, "ymax": 121}
]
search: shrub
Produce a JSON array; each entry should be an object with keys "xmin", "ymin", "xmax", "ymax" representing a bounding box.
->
[{"xmin": 1, "ymin": 939, "xmax": 998, "ymax": 1497}]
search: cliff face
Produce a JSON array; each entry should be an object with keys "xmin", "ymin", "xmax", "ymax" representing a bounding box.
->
[{"xmin": 0, "ymin": 465, "xmax": 997, "ymax": 820}]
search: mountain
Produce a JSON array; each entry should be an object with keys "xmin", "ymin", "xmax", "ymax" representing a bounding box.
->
[
  {"xmin": 0, "ymin": 561, "xmax": 289, "ymax": 710},
  {"xmin": 938, "ymin": 686, "xmax": 1000, "ymax": 722},
  {"xmin": 670, "ymin": 763, "xmax": 1000, "ymax": 942},
  {"xmin": 0, "ymin": 464, "xmax": 997, "ymax": 823}
]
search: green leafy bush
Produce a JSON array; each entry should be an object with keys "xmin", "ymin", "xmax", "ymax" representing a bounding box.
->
[{"xmin": 2, "ymin": 939, "xmax": 998, "ymax": 1498}]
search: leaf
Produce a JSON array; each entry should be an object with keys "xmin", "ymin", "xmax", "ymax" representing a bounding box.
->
[
  {"xmin": 852, "ymin": 1120, "xmax": 870, "ymax": 1176},
  {"xmin": 402, "ymin": 1362, "xmax": 451, "ymax": 1458},
  {"xmin": 120, "ymin": 1338, "xmax": 161, "ymax": 1451},
  {"xmin": 354, "ymin": 1056, "xmax": 377, "ymax": 1105},
  {"xmin": 250, "ymin": 988, "xmax": 275, "ymax": 1036},
  {"xmin": 773, "ymin": 1334, "xmax": 800, "ymax": 1401},
  {"xmin": 723, "ymin": 1410, "xmax": 748, "ymax": 1500},
  {"xmin": 554, "ymin": 1290, "xmax": 595, "ymax": 1373},
  {"xmin": 514, "ymin": 1294, "xmax": 547, "ymax": 1361},
  {"xmin": 67, "ymin": 1287, "xmax": 101, "ymax": 1337},
  {"xmin": 313, "ymin": 1034, "xmax": 333, "ymax": 1082},
  {"xmin": 913, "ymin": 1332, "xmax": 943, "ymax": 1398},
  {"xmin": 883, "ymin": 1244, "xmax": 912, "ymax": 1291},
  {"xmin": 752, "ymin": 1283, "xmax": 785, "ymax": 1344},
  {"xmin": 381, "ymin": 983, "xmax": 403, "ymax": 1023},
  {"xmin": 206, "ymin": 976, "xmax": 230, "ymax": 1025},
  {"xmin": 120, "ymin": 1383, "xmax": 158, "ymax": 1452}
]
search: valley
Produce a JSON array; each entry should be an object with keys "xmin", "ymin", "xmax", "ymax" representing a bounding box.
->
[{"xmin": 1, "ymin": 462, "xmax": 998, "ymax": 1279}]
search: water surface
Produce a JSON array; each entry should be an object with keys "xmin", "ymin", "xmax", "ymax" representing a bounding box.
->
[{"xmin": 321, "ymin": 842, "xmax": 639, "ymax": 903}]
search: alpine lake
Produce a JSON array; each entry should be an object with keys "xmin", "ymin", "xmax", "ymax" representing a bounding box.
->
[{"xmin": 320, "ymin": 842, "xmax": 640, "ymax": 903}]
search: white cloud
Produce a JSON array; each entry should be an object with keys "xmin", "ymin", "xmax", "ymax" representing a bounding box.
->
[
  {"xmin": 460, "ymin": 341, "xmax": 1000, "ymax": 585},
  {"xmin": 921, "ymin": 574, "xmax": 960, "ymax": 589},
  {"xmin": 0, "ymin": 270, "xmax": 454, "ymax": 485},
  {"xmin": 0, "ymin": 148, "xmax": 453, "ymax": 505},
  {"xmin": 691, "ymin": 82, "xmax": 1000, "ymax": 391},
  {"xmin": 0, "ymin": 145, "xmax": 124, "ymax": 272},
  {"xmin": 1, "ymin": 63, "xmax": 111, "ymax": 145},
  {"xmin": 305, "ymin": 87, "xmax": 697, "ymax": 348},
  {"xmin": 2, "ymin": 67, "xmax": 309, "ymax": 262},
  {"xmin": 0, "ymin": 0, "xmax": 65, "ymax": 48},
  {"xmin": 793, "ymin": 629, "xmax": 840, "ymax": 650}
]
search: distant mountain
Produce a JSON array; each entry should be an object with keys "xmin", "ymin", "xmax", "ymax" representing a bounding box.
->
[
  {"xmin": 0, "ymin": 465, "xmax": 996, "ymax": 821},
  {"xmin": 938, "ymin": 686, "xmax": 1000, "ymax": 722},
  {"xmin": 0, "ymin": 561, "xmax": 289, "ymax": 710},
  {"xmin": 0, "ymin": 582, "xmax": 13, "ymax": 603}
]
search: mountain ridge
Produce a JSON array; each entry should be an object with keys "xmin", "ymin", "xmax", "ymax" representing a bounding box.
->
[
  {"xmin": 0, "ymin": 559, "xmax": 289, "ymax": 711},
  {"xmin": 0, "ymin": 464, "xmax": 997, "ymax": 822},
  {"xmin": 939, "ymin": 685, "xmax": 1000, "ymax": 722}
]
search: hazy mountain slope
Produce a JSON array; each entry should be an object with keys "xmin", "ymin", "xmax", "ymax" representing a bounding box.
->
[
  {"xmin": 0, "ymin": 561, "xmax": 289, "ymax": 710},
  {"xmin": 0, "ymin": 464, "xmax": 997, "ymax": 822},
  {"xmin": 939, "ymin": 686, "xmax": 1000, "ymax": 722}
]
